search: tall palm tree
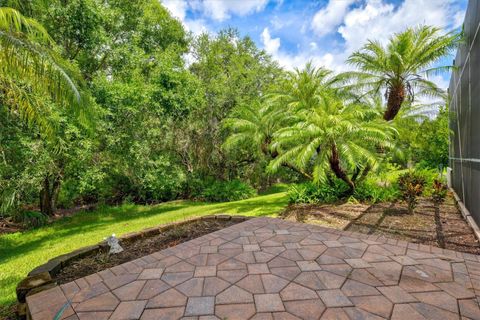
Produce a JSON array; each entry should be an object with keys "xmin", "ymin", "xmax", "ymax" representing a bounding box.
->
[
  {"xmin": 344, "ymin": 25, "xmax": 460, "ymax": 121},
  {"xmin": 268, "ymin": 65, "xmax": 395, "ymax": 191},
  {"xmin": 0, "ymin": 7, "xmax": 86, "ymax": 137}
]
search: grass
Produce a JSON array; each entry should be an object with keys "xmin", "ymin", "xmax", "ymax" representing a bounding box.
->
[{"xmin": 0, "ymin": 188, "xmax": 288, "ymax": 309}]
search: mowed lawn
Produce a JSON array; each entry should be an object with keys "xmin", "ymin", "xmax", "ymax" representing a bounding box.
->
[{"xmin": 0, "ymin": 189, "xmax": 288, "ymax": 309}]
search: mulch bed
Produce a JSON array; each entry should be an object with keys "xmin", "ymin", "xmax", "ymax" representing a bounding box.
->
[
  {"xmin": 55, "ymin": 219, "xmax": 239, "ymax": 285},
  {"xmin": 283, "ymin": 193, "xmax": 480, "ymax": 254}
]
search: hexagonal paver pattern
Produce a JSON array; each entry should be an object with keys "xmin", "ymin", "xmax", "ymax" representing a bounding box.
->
[{"xmin": 27, "ymin": 217, "xmax": 480, "ymax": 319}]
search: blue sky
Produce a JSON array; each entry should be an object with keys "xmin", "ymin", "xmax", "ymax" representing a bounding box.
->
[{"xmin": 162, "ymin": 0, "xmax": 467, "ymax": 89}]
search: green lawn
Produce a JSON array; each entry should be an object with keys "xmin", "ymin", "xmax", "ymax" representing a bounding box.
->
[{"xmin": 0, "ymin": 189, "xmax": 288, "ymax": 308}]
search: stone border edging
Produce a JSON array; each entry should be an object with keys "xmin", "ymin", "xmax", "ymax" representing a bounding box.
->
[
  {"xmin": 16, "ymin": 214, "xmax": 251, "ymax": 319},
  {"xmin": 450, "ymin": 187, "xmax": 480, "ymax": 242}
]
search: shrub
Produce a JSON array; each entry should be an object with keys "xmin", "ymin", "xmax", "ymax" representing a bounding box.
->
[
  {"xmin": 288, "ymin": 181, "xmax": 349, "ymax": 204},
  {"xmin": 397, "ymin": 171, "xmax": 425, "ymax": 213},
  {"xmin": 288, "ymin": 179, "xmax": 400, "ymax": 205},
  {"xmin": 431, "ymin": 179, "xmax": 448, "ymax": 204},
  {"xmin": 200, "ymin": 180, "xmax": 256, "ymax": 202},
  {"xmin": 352, "ymin": 180, "xmax": 400, "ymax": 203},
  {"xmin": 14, "ymin": 211, "xmax": 48, "ymax": 229}
]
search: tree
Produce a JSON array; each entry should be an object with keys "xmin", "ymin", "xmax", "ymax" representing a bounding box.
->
[
  {"xmin": 0, "ymin": 7, "xmax": 87, "ymax": 137},
  {"xmin": 411, "ymin": 106, "xmax": 450, "ymax": 169},
  {"xmin": 223, "ymin": 101, "xmax": 312, "ymax": 181},
  {"xmin": 0, "ymin": 7, "xmax": 91, "ymax": 216},
  {"xmin": 268, "ymin": 64, "xmax": 395, "ymax": 191},
  {"xmin": 188, "ymin": 28, "xmax": 282, "ymax": 180},
  {"xmin": 345, "ymin": 25, "xmax": 459, "ymax": 121}
]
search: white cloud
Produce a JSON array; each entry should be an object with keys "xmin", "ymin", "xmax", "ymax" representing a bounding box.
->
[
  {"xmin": 161, "ymin": 0, "xmax": 188, "ymax": 21},
  {"xmin": 261, "ymin": 28, "xmax": 281, "ymax": 55},
  {"xmin": 338, "ymin": 0, "xmax": 457, "ymax": 53},
  {"xmin": 192, "ymin": 0, "xmax": 269, "ymax": 21},
  {"xmin": 311, "ymin": 0, "xmax": 356, "ymax": 36},
  {"xmin": 453, "ymin": 10, "xmax": 466, "ymax": 29},
  {"xmin": 261, "ymin": 28, "xmax": 344, "ymax": 71},
  {"xmin": 184, "ymin": 19, "xmax": 209, "ymax": 35},
  {"xmin": 160, "ymin": 0, "xmax": 209, "ymax": 35}
]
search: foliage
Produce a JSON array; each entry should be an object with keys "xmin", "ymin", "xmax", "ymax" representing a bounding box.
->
[
  {"xmin": 352, "ymin": 179, "xmax": 400, "ymax": 203},
  {"xmin": 14, "ymin": 210, "xmax": 48, "ymax": 229},
  {"xmin": 344, "ymin": 25, "xmax": 460, "ymax": 120},
  {"xmin": 0, "ymin": 7, "xmax": 88, "ymax": 137},
  {"xmin": 288, "ymin": 181, "xmax": 348, "ymax": 204},
  {"xmin": 288, "ymin": 177, "xmax": 400, "ymax": 205},
  {"xmin": 188, "ymin": 28, "xmax": 282, "ymax": 181},
  {"xmin": 198, "ymin": 179, "xmax": 257, "ymax": 202},
  {"xmin": 432, "ymin": 179, "xmax": 448, "ymax": 204},
  {"xmin": 268, "ymin": 64, "xmax": 396, "ymax": 190},
  {"xmin": 397, "ymin": 171, "xmax": 426, "ymax": 213},
  {"xmin": 412, "ymin": 107, "xmax": 450, "ymax": 169}
]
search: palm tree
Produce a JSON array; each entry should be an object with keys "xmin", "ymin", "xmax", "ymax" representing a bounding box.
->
[
  {"xmin": 0, "ymin": 7, "xmax": 86, "ymax": 137},
  {"xmin": 223, "ymin": 102, "xmax": 312, "ymax": 179},
  {"xmin": 344, "ymin": 25, "xmax": 460, "ymax": 121},
  {"xmin": 268, "ymin": 65, "xmax": 395, "ymax": 191}
]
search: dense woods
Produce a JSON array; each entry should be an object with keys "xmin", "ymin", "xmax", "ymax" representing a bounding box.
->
[{"xmin": 0, "ymin": 0, "xmax": 457, "ymax": 220}]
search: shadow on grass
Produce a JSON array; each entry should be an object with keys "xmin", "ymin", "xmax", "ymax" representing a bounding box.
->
[
  {"xmin": 0, "ymin": 202, "xmax": 193, "ymax": 264},
  {"xmin": 0, "ymin": 192, "xmax": 288, "ymax": 264}
]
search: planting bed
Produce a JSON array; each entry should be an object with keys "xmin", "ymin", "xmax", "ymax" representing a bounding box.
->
[
  {"xmin": 284, "ymin": 195, "xmax": 480, "ymax": 254},
  {"xmin": 55, "ymin": 218, "xmax": 240, "ymax": 285}
]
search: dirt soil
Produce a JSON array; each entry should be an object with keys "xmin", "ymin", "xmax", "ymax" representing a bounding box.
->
[
  {"xmin": 283, "ymin": 193, "xmax": 480, "ymax": 254},
  {"xmin": 283, "ymin": 202, "xmax": 371, "ymax": 229},
  {"xmin": 55, "ymin": 219, "xmax": 239, "ymax": 285}
]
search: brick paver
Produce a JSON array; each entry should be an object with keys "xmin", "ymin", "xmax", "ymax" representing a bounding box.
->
[{"xmin": 26, "ymin": 217, "xmax": 480, "ymax": 319}]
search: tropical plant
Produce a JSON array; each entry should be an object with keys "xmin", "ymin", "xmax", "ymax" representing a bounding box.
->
[
  {"xmin": 222, "ymin": 101, "xmax": 312, "ymax": 179},
  {"xmin": 398, "ymin": 171, "xmax": 425, "ymax": 213},
  {"xmin": 345, "ymin": 25, "xmax": 460, "ymax": 120},
  {"xmin": 223, "ymin": 102, "xmax": 287, "ymax": 157},
  {"xmin": 431, "ymin": 179, "xmax": 448, "ymax": 204},
  {"xmin": 268, "ymin": 64, "xmax": 396, "ymax": 192},
  {"xmin": 0, "ymin": 7, "xmax": 87, "ymax": 137}
]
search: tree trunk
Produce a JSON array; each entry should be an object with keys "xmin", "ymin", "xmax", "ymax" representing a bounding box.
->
[
  {"xmin": 351, "ymin": 166, "xmax": 361, "ymax": 182},
  {"xmin": 328, "ymin": 143, "xmax": 355, "ymax": 191},
  {"xmin": 384, "ymin": 84, "xmax": 406, "ymax": 121},
  {"xmin": 39, "ymin": 175, "xmax": 61, "ymax": 216},
  {"xmin": 39, "ymin": 177, "xmax": 53, "ymax": 216}
]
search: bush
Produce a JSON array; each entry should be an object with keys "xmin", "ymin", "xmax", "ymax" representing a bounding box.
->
[
  {"xmin": 288, "ymin": 181, "xmax": 348, "ymax": 204},
  {"xmin": 397, "ymin": 171, "xmax": 425, "ymax": 213},
  {"xmin": 352, "ymin": 180, "xmax": 399, "ymax": 203},
  {"xmin": 288, "ymin": 179, "xmax": 400, "ymax": 205},
  {"xmin": 199, "ymin": 180, "xmax": 257, "ymax": 202},
  {"xmin": 14, "ymin": 211, "xmax": 48, "ymax": 229},
  {"xmin": 431, "ymin": 179, "xmax": 447, "ymax": 204}
]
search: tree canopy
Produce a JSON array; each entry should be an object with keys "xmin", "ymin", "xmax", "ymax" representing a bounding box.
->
[{"xmin": 0, "ymin": 1, "xmax": 457, "ymax": 217}]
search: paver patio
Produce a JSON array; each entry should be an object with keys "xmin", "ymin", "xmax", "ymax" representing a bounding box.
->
[{"xmin": 26, "ymin": 217, "xmax": 480, "ymax": 319}]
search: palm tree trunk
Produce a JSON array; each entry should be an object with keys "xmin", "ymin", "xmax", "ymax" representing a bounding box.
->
[
  {"xmin": 328, "ymin": 143, "xmax": 355, "ymax": 191},
  {"xmin": 384, "ymin": 84, "xmax": 406, "ymax": 121}
]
